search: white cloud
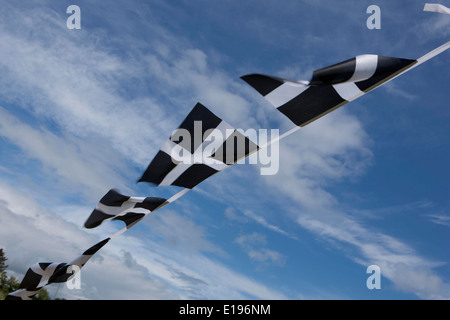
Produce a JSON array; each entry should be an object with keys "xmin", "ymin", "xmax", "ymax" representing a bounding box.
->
[
  {"xmin": 235, "ymin": 232, "xmax": 287, "ymax": 267},
  {"xmin": 419, "ymin": 10, "xmax": 450, "ymax": 37},
  {"xmin": 0, "ymin": 107, "xmax": 129, "ymax": 200},
  {"xmin": 387, "ymin": 263, "xmax": 445, "ymax": 300},
  {"xmin": 294, "ymin": 205, "xmax": 449, "ymax": 299},
  {"xmin": 143, "ymin": 210, "xmax": 224, "ymax": 254},
  {"xmin": 261, "ymin": 110, "xmax": 373, "ymax": 210},
  {"xmin": 426, "ymin": 214, "xmax": 450, "ymax": 227},
  {"xmin": 235, "ymin": 233, "xmax": 267, "ymax": 247},
  {"xmin": 243, "ymin": 210, "xmax": 297, "ymax": 239},
  {"xmin": 248, "ymin": 248, "xmax": 286, "ymax": 266},
  {"xmin": 0, "ymin": 3, "xmax": 179, "ymax": 168},
  {"xmin": 224, "ymin": 207, "xmax": 249, "ymax": 223},
  {"xmin": 132, "ymin": 246, "xmax": 289, "ymax": 299}
]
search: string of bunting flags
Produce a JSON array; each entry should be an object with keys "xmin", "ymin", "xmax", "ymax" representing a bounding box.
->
[{"xmin": 6, "ymin": 41, "xmax": 450, "ymax": 300}]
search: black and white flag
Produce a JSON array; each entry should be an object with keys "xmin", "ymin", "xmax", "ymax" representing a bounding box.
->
[
  {"xmin": 6, "ymin": 238, "xmax": 109, "ymax": 300},
  {"xmin": 84, "ymin": 189, "xmax": 167, "ymax": 229},
  {"xmin": 241, "ymin": 54, "xmax": 417, "ymax": 127},
  {"xmin": 138, "ymin": 102, "xmax": 259, "ymax": 189}
]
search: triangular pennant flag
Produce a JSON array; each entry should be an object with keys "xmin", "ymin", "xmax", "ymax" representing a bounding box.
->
[
  {"xmin": 138, "ymin": 102, "xmax": 259, "ymax": 189},
  {"xmin": 84, "ymin": 189, "xmax": 167, "ymax": 229},
  {"xmin": 241, "ymin": 54, "xmax": 417, "ymax": 127},
  {"xmin": 6, "ymin": 238, "xmax": 110, "ymax": 300}
]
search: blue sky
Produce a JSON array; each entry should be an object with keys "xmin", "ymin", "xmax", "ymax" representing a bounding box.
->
[{"xmin": 0, "ymin": 0, "xmax": 449, "ymax": 300}]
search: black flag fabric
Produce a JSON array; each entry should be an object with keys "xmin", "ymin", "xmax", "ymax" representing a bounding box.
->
[
  {"xmin": 84, "ymin": 189, "xmax": 167, "ymax": 229},
  {"xmin": 6, "ymin": 238, "xmax": 109, "ymax": 300},
  {"xmin": 241, "ymin": 54, "xmax": 417, "ymax": 127},
  {"xmin": 138, "ymin": 102, "xmax": 259, "ymax": 189}
]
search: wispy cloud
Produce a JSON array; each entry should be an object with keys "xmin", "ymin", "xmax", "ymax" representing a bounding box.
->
[
  {"xmin": 235, "ymin": 233, "xmax": 287, "ymax": 267},
  {"xmin": 427, "ymin": 214, "xmax": 450, "ymax": 227},
  {"xmin": 143, "ymin": 209, "xmax": 224, "ymax": 254},
  {"xmin": 349, "ymin": 200, "xmax": 434, "ymax": 219},
  {"xmin": 261, "ymin": 110, "xmax": 373, "ymax": 210},
  {"xmin": 243, "ymin": 210, "xmax": 298, "ymax": 240},
  {"xmin": 0, "ymin": 5, "xmax": 171, "ymax": 169},
  {"xmin": 0, "ymin": 107, "xmax": 129, "ymax": 200},
  {"xmin": 296, "ymin": 210, "xmax": 448, "ymax": 299}
]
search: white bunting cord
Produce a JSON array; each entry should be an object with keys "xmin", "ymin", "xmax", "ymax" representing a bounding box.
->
[
  {"xmin": 109, "ymin": 216, "xmax": 145, "ymax": 240},
  {"xmin": 7, "ymin": 41, "xmax": 450, "ymax": 300},
  {"xmin": 396, "ymin": 41, "xmax": 450, "ymax": 80},
  {"xmin": 53, "ymin": 283, "xmax": 61, "ymax": 300},
  {"xmin": 110, "ymin": 187, "xmax": 191, "ymax": 240}
]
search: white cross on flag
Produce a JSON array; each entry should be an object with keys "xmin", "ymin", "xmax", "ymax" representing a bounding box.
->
[
  {"xmin": 138, "ymin": 102, "xmax": 259, "ymax": 189},
  {"xmin": 241, "ymin": 54, "xmax": 417, "ymax": 127}
]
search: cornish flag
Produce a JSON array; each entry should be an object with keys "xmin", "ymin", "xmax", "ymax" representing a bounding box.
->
[
  {"xmin": 84, "ymin": 189, "xmax": 167, "ymax": 229},
  {"xmin": 241, "ymin": 54, "xmax": 417, "ymax": 127},
  {"xmin": 5, "ymin": 238, "xmax": 109, "ymax": 300},
  {"xmin": 138, "ymin": 102, "xmax": 259, "ymax": 189}
]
